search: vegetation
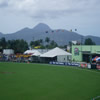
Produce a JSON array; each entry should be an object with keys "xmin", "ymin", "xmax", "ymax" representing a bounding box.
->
[
  {"xmin": 0, "ymin": 37, "xmax": 96, "ymax": 54},
  {"xmin": 0, "ymin": 62, "xmax": 100, "ymax": 100},
  {"xmin": 0, "ymin": 37, "xmax": 59, "ymax": 53},
  {"xmin": 0, "ymin": 37, "xmax": 28, "ymax": 53},
  {"xmin": 84, "ymin": 38, "xmax": 96, "ymax": 45},
  {"xmin": 30, "ymin": 37, "xmax": 58, "ymax": 49}
]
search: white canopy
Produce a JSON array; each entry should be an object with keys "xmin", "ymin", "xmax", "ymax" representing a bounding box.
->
[
  {"xmin": 31, "ymin": 51, "xmax": 41, "ymax": 56},
  {"xmin": 40, "ymin": 47, "xmax": 72, "ymax": 58},
  {"xmin": 24, "ymin": 50, "xmax": 35, "ymax": 54},
  {"xmin": 24, "ymin": 50, "xmax": 41, "ymax": 56}
]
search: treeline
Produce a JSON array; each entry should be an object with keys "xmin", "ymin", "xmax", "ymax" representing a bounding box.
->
[
  {"xmin": 30, "ymin": 37, "xmax": 58, "ymax": 49},
  {"xmin": 84, "ymin": 38, "xmax": 96, "ymax": 45},
  {"xmin": 0, "ymin": 37, "xmax": 28, "ymax": 53},
  {"xmin": 0, "ymin": 37, "xmax": 96, "ymax": 54},
  {"xmin": 0, "ymin": 37, "xmax": 58, "ymax": 53}
]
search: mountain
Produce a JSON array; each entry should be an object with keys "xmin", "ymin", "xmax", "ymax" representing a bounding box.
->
[
  {"xmin": 33, "ymin": 23, "xmax": 51, "ymax": 31},
  {"xmin": 0, "ymin": 23, "xmax": 100, "ymax": 45},
  {"xmin": 0, "ymin": 32, "xmax": 3, "ymax": 37}
]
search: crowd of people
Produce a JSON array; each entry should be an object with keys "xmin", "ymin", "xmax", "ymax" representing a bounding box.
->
[{"xmin": 0, "ymin": 53, "xmax": 31, "ymax": 63}]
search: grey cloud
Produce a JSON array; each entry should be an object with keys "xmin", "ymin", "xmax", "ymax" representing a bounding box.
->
[
  {"xmin": 0, "ymin": 0, "xmax": 100, "ymax": 19},
  {"xmin": 0, "ymin": 1, "xmax": 8, "ymax": 8},
  {"xmin": 31, "ymin": 8, "xmax": 84, "ymax": 20}
]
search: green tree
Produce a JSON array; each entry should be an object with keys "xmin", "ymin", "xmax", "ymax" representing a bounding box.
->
[
  {"xmin": 15, "ymin": 39, "xmax": 29, "ymax": 53},
  {"xmin": 84, "ymin": 38, "xmax": 96, "ymax": 45},
  {"xmin": 39, "ymin": 39, "xmax": 43, "ymax": 44},
  {"xmin": 30, "ymin": 38, "xmax": 58, "ymax": 49},
  {"xmin": 48, "ymin": 40, "xmax": 58, "ymax": 49},
  {"xmin": 30, "ymin": 40, "xmax": 41, "ymax": 48},
  {"xmin": 30, "ymin": 41, "xmax": 34, "ymax": 47},
  {"xmin": 0, "ymin": 38, "xmax": 28, "ymax": 53},
  {"xmin": 7, "ymin": 39, "xmax": 28, "ymax": 53},
  {"xmin": 68, "ymin": 41, "xmax": 73, "ymax": 53},
  {"xmin": 45, "ymin": 37, "xmax": 50, "ymax": 44},
  {"xmin": 0, "ymin": 37, "xmax": 7, "ymax": 50},
  {"xmin": 45, "ymin": 37, "xmax": 50, "ymax": 49}
]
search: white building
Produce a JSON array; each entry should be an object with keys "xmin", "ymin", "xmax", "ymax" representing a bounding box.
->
[{"xmin": 3, "ymin": 49, "xmax": 14, "ymax": 55}]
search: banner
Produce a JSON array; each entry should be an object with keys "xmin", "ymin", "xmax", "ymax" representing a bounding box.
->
[{"xmin": 49, "ymin": 61, "xmax": 80, "ymax": 67}]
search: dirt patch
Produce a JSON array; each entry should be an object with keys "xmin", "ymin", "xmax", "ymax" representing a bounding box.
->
[{"xmin": 0, "ymin": 72, "xmax": 16, "ymax": 74}]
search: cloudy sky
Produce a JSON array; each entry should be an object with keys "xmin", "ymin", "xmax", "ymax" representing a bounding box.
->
[{"xmin": 0, "ymin": 0, "xmax": 100, "ymax": 36}]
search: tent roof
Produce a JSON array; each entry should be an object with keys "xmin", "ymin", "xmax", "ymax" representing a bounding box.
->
[
  {"xmin": 24, "ymin": 50, "xmax": 41, "ymax": 56},
  {"xmin": 40, "ymin": 47, "xmax": 72, "ymax": 58},
  {"xmin": 31, "ymin": 51, "xmax": 41, "ymax": 56},
  {"xmin": 24, "ymin": 50, "xmax": 34, "ymax": 54}
]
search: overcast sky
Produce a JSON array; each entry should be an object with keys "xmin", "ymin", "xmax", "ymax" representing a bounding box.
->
[{"xmin": 0, "ymin": 0, "xmax": 100, "ymax": 36}]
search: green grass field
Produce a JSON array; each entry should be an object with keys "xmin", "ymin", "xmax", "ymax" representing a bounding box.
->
[{"xmin": 0, "ymin": 62, "xmax": 100, "ymax": 100}]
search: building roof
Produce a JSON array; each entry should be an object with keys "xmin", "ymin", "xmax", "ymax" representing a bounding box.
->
[{"xmin": 40, "ymin": 47, "xmax": 72, "ymax": 58}]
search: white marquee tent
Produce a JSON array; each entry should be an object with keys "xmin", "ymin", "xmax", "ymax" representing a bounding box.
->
[
  {"xmin": 24, "ymin": 50, "xmax": 41, "ymax": 56},
  {"xmin": 40, "ymin": 47, "xmax": 72, "ymax": 62},
  {"xmin": 24, "ymin": 50, "xmax": 42, "ymax": 62}
]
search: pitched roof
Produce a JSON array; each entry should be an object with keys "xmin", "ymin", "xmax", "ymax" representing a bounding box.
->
[
  {"xmin": 31, "ymin": 50, "xmax": 41, "ymax": 56},
  {"xmin": 40, "ymin": 47, "xmax": 72, "ymax": 58},
  {"xmin": 24, "ymin": 50, "xmax": 41, "ymax": 56}
]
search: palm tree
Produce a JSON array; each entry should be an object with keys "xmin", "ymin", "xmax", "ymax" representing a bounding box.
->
[
  {"xmin": 45, "ymin": 37, "xmax": 50, "ymax": 44},
  {"xmin": 45, "ymin": 37, "xmax": 50, "ymax": 49}
]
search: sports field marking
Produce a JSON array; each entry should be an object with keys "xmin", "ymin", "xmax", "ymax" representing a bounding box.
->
[{"xmin": 0, "ymin": 72, "xmax": 16, "ymax": 74}]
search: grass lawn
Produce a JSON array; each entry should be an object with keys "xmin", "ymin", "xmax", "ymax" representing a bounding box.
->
[{"xmin": 0, "ymin": 62, "xmax": 100, "ymax": 100}]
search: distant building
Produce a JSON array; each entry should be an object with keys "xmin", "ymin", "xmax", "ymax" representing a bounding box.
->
[
  {"xmin": 67, "ymin": 46, "xmax": 70, "ymax": 52},
  {"xmin": 72, "ymin": 41, "xmax": 77, "ymax": 45},
  {"xmin": 3, "ymin": 49, "xmax": 14, "ymax": 55},
  {"xmin": 72, "ymin": 45, "xmax": 100, "ymax": 62},
  {"xmin": 72, "ymin": 41, "xmax": 80, "ymax": 45}
]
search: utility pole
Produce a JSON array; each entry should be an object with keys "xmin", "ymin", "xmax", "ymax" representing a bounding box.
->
[
  {"xmin": 81, "ymin": 36, "xmax": 83, "ymax": 45},
  {"xmin": 81, "ymin": 36, "xmax": 83, "ymax": 62},
  {"xmin": 90, "ymin": 46, "xmax": 92, "ymax": 64}
]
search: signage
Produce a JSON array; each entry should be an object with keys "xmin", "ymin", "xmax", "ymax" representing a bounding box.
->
[
  {"xmin": 74, "ymin": 48, "xmax": 79, "ymax": 55},
  {"xmin": 97, "ymin": 64, "xmax": 100, "ymax": 70},
  {"xmin": 49, "ymin": 61, "xmax": 80, "ymax": 66}
]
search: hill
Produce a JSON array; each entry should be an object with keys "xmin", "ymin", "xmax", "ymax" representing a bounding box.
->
[{"xmin": 0, "ymin": 23, "xmax": 100, "ymax": 45}]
